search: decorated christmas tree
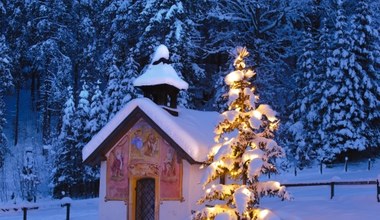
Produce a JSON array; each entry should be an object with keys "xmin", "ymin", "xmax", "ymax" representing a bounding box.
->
[{"xmin": 193, "ymin": 47, "xmax": 289, "ymax": 220}]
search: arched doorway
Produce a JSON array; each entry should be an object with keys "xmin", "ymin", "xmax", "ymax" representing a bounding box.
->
[{"xmin": 135, "ymin": 178, "xmax": 155, "ymax": 220}]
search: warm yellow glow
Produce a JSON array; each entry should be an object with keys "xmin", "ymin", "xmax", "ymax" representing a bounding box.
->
[
  {"xmin": 206, "ymin": 188, "xmax": 211, "ymax": 194},
  {"xmin": 242, "ymin": 187, "xmax": 251, "ymax": 196},
  {"xmin": 229, "ymin": 88, "xmax": 240, "ymax": 96},
  {"xmin": 243, "ymin": 153, "xmax": 259, "ymax": 162},
  {"xmin": 211, "ymin": 160, "xmax": 225, "ymax": 169},
  {"xmin": 245, "ymin": 69, "xmax": 256, "ymax": 78},
  {"xmin": 225, "ymin": 71, "xmax": 243, "ymax": 85},
  {"xmin": 274, "ymin": 181, "xmax": 281, "ymax": 189},
  {"xmin": 210, "ymin": 144, "xmax": 222, "ymax": 157},
  {"xmin": 269, "ymin": 121, "xmax": 279, "ymax": 131},
  {"xmin": 244, "ymin": 211, "xmax": 250, "ymax": 218},
  {"xmin": 258, "ymin": 209, "xmax": 270, "ymax": 219},
  {"xmin": 252, "ymin": 110, "xmax": 262, "ymax": 119}
]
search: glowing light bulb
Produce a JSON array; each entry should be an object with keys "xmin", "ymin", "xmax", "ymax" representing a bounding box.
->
[{"xmin": 258, "ymin": 209, "xmax": 270, "ymax": 219}]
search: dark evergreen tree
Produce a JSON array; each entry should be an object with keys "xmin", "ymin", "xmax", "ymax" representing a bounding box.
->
[
  {"xmin": 285, "ymin": 27, "xmax": 319, "ymax": 168},
  {"xmin": 318, "ymin": 1, "xmax": 365, "ymax": 161},
  {"xmin": 104, "ymin": 64, "xmax": 122, "ymax": 120},
  {"xmin": 0, "ymin": 35, "xmax": 13, "ymax": 169},
  {"xmin": 52, "ymin": 86, "xmax": 76, "ymax": 198},
  {"xmin": 132, "ymin": 0, "xmax": 204, "ymax": 107},
  {"xmin": 26, "ymin": 0, "xmax": 73, "ymax": 144},
  {"xmin": 120, "ymin": 55, "xmax": 139, "ymax": 107},
  {"xmin": 205, "ymin": 0, "xmax": 303, "ymax": 113},
  {"xmin": 74, "ymin": 81, "xmax": 98, "ymax": 197},
  {"xmin": 350, "ymin": 0, "xmax": 380, "ymax": 154},
  {"xmin": 86, "ymin": 80, "xmax": 108, "ymax": 136},
  {"xmin": 69, "ymin": 0, "xmax": 102, "ymax": 88},
  {"xmin": 53, "ymin": 83, "xmax": 98, "ymax": 198}
]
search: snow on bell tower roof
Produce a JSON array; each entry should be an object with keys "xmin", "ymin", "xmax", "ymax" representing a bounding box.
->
[
  {"xmin": 133, "ymin": 44, "xmax": 189, "ymax": 90},
  {"xmin": 151, "ymin": 44, "xmax": 170, "ymax": 64}
]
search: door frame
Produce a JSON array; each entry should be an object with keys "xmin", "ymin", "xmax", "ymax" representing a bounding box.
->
[{"xmin": 128, "ymin": 175, "xmax": 160, "ymax": 220}]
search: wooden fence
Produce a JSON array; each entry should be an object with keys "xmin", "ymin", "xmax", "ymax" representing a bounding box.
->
[
  {"xmin": 0, "ymin": 202, "xmax": 71, "ymax": 220},
  {"xmin": 282, "ymin": 180, "xmax": 380, "ymax": 202}
]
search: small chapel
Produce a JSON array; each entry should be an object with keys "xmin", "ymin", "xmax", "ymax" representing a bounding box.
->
[{"xmin": 82, "ymin": 45, "xmax": 220, "ymax": 220}]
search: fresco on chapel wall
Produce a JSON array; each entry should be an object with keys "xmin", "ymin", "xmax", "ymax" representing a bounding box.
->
[
  {"xmin": 106, "ymin": 135, "xmax": 129, "ymax": 201},
  {"xmin": 160, "ymin": 142, "xmax": 182, "ymax": 200},
  {"xmin": 105, "ymin": 118, "xmax": 182, "ymax": 201}
]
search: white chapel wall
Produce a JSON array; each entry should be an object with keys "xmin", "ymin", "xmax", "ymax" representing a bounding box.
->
[{"xmin": 99, "ymin": 161, "xmax": 127, "ymax": 220}]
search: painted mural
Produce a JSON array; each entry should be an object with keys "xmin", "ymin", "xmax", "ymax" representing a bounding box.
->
[
  {"xmin": 160, "ymin": 142, "xmax": 182, "ymax": 200},
  {"xmin": 106, "ymin": 135, "xmax": 129, "ymax": 201},
  {"xmin": 106, "ymin": 118, "xmax": 182, "ymax": 201}
]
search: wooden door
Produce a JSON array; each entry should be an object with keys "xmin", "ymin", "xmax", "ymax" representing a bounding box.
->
[{"xmin": 135, "ymin": 178, "xmax": 155, "ymax": 220}]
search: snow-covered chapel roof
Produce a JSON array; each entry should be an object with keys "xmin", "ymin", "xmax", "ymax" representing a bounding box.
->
[
  {"xmin": 133, "ymin": 44, "xmax": 189, "ymax": 90},
  {"xmin": 82, "ymin": 98, "xmax": 221, "ymax": 164}
]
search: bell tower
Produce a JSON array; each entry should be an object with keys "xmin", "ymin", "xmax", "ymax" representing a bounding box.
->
[{"xmin": 133, "ymin": 45, "xmax": 188, "ymax": 116}]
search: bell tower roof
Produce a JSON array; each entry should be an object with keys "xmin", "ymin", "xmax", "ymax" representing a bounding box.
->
[
  {"xmin": 133, "ymin": 44, "xmax": 188, "ymax": 90},
  {"xmin": 133, "ymin": 44, "xmax": 188, "ymax": 116}
]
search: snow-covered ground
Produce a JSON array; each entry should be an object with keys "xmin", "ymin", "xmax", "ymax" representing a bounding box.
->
[
  {"xmin": 0, "ymin": 160, "xmax": 378, "ymax": 219},
  {"xmin": 262, "ymin": 160, "xmax": 380, "ymax": 220},
  {"xmin": 0, "ymin": 198, "xmax": 98, "ymax": 220}
]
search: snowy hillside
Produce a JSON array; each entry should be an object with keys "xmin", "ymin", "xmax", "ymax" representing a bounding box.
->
[{"xmin": 2, "ymin": 89, "xmax": 51, "ymax": 202}]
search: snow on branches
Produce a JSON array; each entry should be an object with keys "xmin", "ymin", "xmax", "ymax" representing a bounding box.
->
[{"xmin": 193, "ymin": 47, "xmax": 289, "ymax": 220}]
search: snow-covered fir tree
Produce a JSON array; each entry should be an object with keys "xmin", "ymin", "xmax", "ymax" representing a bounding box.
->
[
  {"xmin": 86, "ymin": 80, "xmax": 108, "ymax": 136},
  {"xmin": 52, "ymin": 86, "xmax": 76, "ymax": 198},
  {"xmin": 72, "ymin": 81, "xmax": 99, "ymax": 196},
  {"xmin": 0, "ymin": 35, "xmax": 13, "ymax": 169},
  {"xmin": 26, "ymin": 0, "xmax": 73, "ymax": 144},
  {"xmin": 206, "ymin": 0, "xmax": 303, "ymax": 114},
  {"xmin": 211, "ymin": 67, "xmax": 230, "ymax": 112},
  {"xmin": 99, "ymin": 0, "xmax": 132, "ymax": 65},
  {"xmin": 193, "ymin": 47, "xmax": 289, "ymax": 220},
  {"xmin": 349, "ymin": 0, "xmax": 380, "ymax": 152},
  {"xmin": 120, "ymin": 55, "xmax": 139, "ymax": 107},
  {"xmin": 0, "ymin": 98, "xmax": 7, "ymax": 170},
  {"xmin": 318, "ymin": 0, "xmax": 366, "ymax": 161},
  {"xmin": 74, "ymin": 81, "xmax": 98, "ymax": 196},
  {"xmin": 285, "ymin": 27, "xmax": 320, "ymax": 168},
  {"xmin": 53, "ymin": 83, "xmax": 98, "ymax": 197},
  {"xmin": 74, "ymin": 81, "xmax": 91, "ymax": 143},
  {"xmin": 104, "ymin": 63, "xmax": 123, "ymax": 120}
]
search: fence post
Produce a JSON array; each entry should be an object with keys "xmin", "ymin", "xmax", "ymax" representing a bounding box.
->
[
  {"xmin": 377, "ymin": 180, "xmax": 379, "ymax": 203},
  {"xmin": 344, "ymin": 157, "xmax": 348, "ymax": 172},
  {"xmin": 320, "ymin": 162, "xmax": 323, "ymax": 174},
  {"xmin": 22, "ymin": 207, "xmax": 27, "ymax": 220},
  {"xmin": 61, "ymin": 203, "xmax": 71, "ymax": 220},
  {"xmin": 368, "ymin": 159, "xmax": 371, "ymax": 171},
  {"xmin": 330, "ymin": 182, "xmax": 335, "ymax": 199}
]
